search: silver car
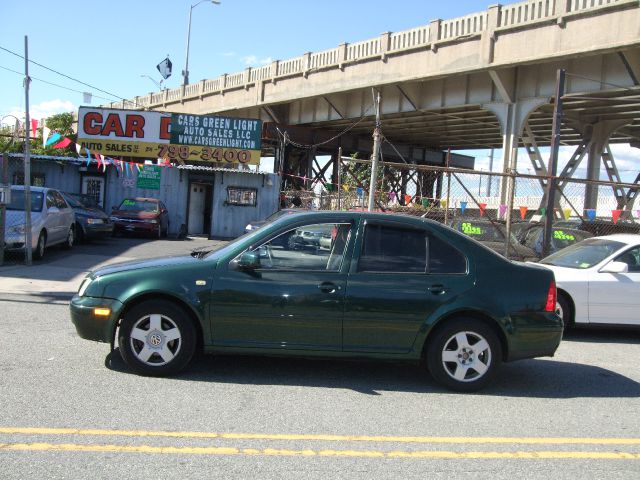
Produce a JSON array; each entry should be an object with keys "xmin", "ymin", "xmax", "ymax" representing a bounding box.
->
[{"xmin": 4, "ymin": 186, "xmax": 76, "ymax": 259}]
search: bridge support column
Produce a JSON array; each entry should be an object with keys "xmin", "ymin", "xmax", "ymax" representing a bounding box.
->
[
  {"xmin": 484, "ymin": 98, "xmax": 548, "ymax": 204},
  {"xmin": 582, "ymin": 120, "xmax": 630, "ymax": 210}
]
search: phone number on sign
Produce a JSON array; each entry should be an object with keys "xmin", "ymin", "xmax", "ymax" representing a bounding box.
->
[{"xmin": 157, "ymin": 145, "xmax": 252, "ymax": 163}]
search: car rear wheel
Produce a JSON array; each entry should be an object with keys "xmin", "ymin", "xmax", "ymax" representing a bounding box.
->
[
  {"xmin": 427, "ymin": 318, "xmax": 502, "ymax": 392},
  {"xmin": 556, "ymin": 294, "xmax": 572, "ymax": 330},
  {"xmin": 118, "ymin": 300, "xmax": 197, "ymax": 376},
  {"xmin": 33, "ymin": 231, "xmax": 46, "ymax": 260}
]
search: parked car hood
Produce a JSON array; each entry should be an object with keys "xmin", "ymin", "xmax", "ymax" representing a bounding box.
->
[
  {"xmin": 111, "ymin": 209, "xmax": 158, "ymax": 220},
  {"xmin": 74, "ymin": 206, "xmax": 109, "ymax": 219},
  {"xmin": 90, "ymin": 254, "xmax": 205, "ymax": 278}
]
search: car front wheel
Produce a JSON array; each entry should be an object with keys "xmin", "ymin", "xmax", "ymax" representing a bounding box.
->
[
  {"xmin": 427, "ymin": 318, "xmax": 502, "ymax": 392},
  {"xmin": 118, "ymin": 300, "xmax": 197, "ymax": 376}
]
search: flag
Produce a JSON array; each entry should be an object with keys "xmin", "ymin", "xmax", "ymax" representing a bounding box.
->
[
  {"xmin": 42, "ymin": 127, "xmax": 51, "ymax": 147},
  {"xmin": 520, "ymin": 206, "xmax": 528, "ymax": 220},
  {"xmin": 499, "ymin": 204, "xmax": 507, "ymax": 218},
  {"xmin": 30, "ymin": 119, "xmax": 38, "ymax": 139},
  {"xmin": 52, "ymin": 137, "xmax": 72, "ymax": 149},
  {"xmin": 586, "ymin": 209, "xmax": 596, "ymax": 221},
  {"xmin": 460, "ymin": 201, "xmax": 467, "ymax": 214},
  {"xmin": 612, "ymin": 209, "xmax": 622, "ymax": 224},
  {"xmin": 479, "ymin": 203, "xmax": 487, "ymax": 216},
  {"xmin": 562, "ymin": 208, "xmax": 571, "ymax": 220},
  {"xmin": 45, "ymin": 132, "xmax": 61, "ymax": 146}
]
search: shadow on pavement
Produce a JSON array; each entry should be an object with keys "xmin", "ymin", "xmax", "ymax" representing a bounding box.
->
[{"xmin": 104, "ymin": 348, "xmax": 640, "ymax": 398}]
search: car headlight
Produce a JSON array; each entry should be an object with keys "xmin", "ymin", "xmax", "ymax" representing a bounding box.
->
[
  {"xmin": 78, "ymin": 277, "xmax": 92, "ymax": 297},
  {"xmin": 109, "ymin": 216, "xmax": 119, "ymax": 221},
  {"xmin": 246, "ymin": 224, "xmax": 253, "ymax": 231},
  {"xmin": 147, "ymin": 219, "xmax": 158, "ymax": 224},
  {"xmin": 86, "ymin": 218, "xmax": 104, "ymax": 224}
]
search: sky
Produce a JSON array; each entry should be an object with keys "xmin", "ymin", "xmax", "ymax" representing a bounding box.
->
[{"xmin": 1, "ymin": 0, "xmax": 637, "ymax": 181}]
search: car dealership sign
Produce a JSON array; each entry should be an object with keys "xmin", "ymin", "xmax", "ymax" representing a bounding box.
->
[{"xmin": 77, "ymin": 107, "xmax": 262, "ymax": 166}]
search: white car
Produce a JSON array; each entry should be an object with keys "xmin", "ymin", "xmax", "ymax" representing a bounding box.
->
[
  {"xmin": 537, "ymin": 234, "xmax": 640, "ymax": 328},
  {"xmin": 4, "ymin": 186, "xmax": 76, "ymax": 259}
]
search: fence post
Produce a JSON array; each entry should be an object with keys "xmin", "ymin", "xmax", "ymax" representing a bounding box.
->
[{"xmin": 504, "ymin": 168, "xmax": 517, "ymax": 259}]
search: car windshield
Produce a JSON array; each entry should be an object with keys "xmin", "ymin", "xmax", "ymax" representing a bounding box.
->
[
  {"xmin": 118, "ymin": 199, "xmax": 158, "ymax": 212},
  {"xmin": 7, "ymin": 190, "xmax": 44, "ymax": 212},
  {"xmin": 539, "ymin": 238, "xmax": 625, "ymax": 268},
  {"xmin": 62, "ymin": 194, "xmax": 84, "ymax": 209}
]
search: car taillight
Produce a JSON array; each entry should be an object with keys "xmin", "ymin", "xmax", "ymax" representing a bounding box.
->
[{"xmin": 545, "ymin": 280, "xmax": 556, "ymax": 312}]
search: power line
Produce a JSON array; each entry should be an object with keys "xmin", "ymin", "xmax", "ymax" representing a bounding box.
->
[
  {"xmin": 0, "ymin": 64, "xmax": 119, "ymax": 104},
  {"xmin": 0, "ymin": 44, "xmax": 137, "ymax": 106}
]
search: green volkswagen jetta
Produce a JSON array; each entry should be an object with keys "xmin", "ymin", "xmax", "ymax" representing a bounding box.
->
[{"xmin": 70, "ymin": 211, "xmax": 562, "ymax": 392}]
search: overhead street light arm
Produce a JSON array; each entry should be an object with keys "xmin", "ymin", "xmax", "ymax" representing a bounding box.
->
[{"xmin": 182, "ymin": 0, "xmax": 221, "ymax": 87}]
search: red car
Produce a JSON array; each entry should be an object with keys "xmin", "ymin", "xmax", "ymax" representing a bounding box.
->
[{"xmin": 110, "ymin": 197, "xmax": 169, "ymax": 238}]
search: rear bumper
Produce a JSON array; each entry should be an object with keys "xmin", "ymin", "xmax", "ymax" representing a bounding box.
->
[{"xmin": 506, "ymin": 312, "xmax": 564, "ymax": 361}]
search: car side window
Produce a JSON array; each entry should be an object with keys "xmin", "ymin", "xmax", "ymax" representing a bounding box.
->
[
  {"xmin": 251, "ymin": 222, "xmax": 350, "ymax": 271},
  {"xmin": 52, "ymin": 191, "xmax": 67, "ymax": 209},
  {"xmin": 358, "ymin": 224, "xmax": 427, "ymax": 273},
  {"xmin": 428, "ymin": 234, "xmax": 467, "ymax": 274},
  {"xmin": 615, "ymin": 247, "xmax": 640, "ymax": 272},
  {"xmin": 46, "ymin": 192, "xmax": 56, "ymax": 209},
  {"xmin": 358, "ymin": 224, "xmax": 467, "ymax": 274}
]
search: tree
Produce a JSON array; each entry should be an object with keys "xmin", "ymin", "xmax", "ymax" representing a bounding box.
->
[{"xmin": 0, "ymin": 112, "xmax": 76, "ymax": 156}]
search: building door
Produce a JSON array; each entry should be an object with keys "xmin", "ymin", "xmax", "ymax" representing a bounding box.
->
[
  {"xmin": 81, "ymin": 175, "xmax": 105, "ymax": 208},
  {"xmin": 187, "ymin": 183, "xmax": 212, "ymax": 235}
]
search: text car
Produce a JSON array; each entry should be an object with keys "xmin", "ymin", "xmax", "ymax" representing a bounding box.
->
[
  {"xmin": 4, "ymin": 185, "xmax": 75, "ymax": 259},
  {"xmin": 110, "ymin": 197, "xmax": 169, "ymax": 238},
  {"xmin": 512, "ymin": 222, "xmax": 592, "ymax": 259},
  {"xmin": 450, "ymin": 218, "xmax": 537, "ymax": 261},
  {"xmin": 538, "ymin": 234, "xmax": 640, "ymax": 328},
  {"xmin": 70, "ymin": 211, "xmax": 562, "ymax": 392}
]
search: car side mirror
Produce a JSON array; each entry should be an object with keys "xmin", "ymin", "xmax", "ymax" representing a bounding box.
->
[
  {"xmin": 600, "ymin": 261, "xmax": 628, "ymax": 274},
  {"xmin": 238, "ymin": 251, "xmax": 261, "ymax": 270}
]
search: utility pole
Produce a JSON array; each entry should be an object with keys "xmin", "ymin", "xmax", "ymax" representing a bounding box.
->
[
  {"xmin": 24, "ymin": 35, "xmax": 33, "ymax": 265},
  {"xmin": 542, "ymin": 68, "xmax": 565, "ymax": 258},
  {"xmin": 367, "ymin": 89, "xmax": 381, "ymax": 212}
]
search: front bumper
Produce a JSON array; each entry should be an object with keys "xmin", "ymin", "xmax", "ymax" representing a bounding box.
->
[
  {"xmin": 70, "ymin": 295, "xmax": 124, "ymax": 343},
  {"xmin": 113, "ymin": 220, "xmax": 157, "ymax": 235},
  {"xmin": 84, "ymin": 222, "xmax": 114, "ymax": 239}
]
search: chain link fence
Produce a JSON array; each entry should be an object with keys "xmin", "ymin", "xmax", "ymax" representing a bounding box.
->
[
  {"xmin": 281, "ymin": 161, "xmax": 640, "ymax": 261},
  {"xmin": 0, "ymin": 154, "xmax": 29, "ymax": 265}
]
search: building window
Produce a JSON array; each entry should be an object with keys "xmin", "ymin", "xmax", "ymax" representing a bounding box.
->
[
  {"xmin": 226, "ymin": 187, "xmax": 257, "ymax": 206},
  {"xmin": 12, "ymin": 172, "xmax": 45, "ymax": 187}
]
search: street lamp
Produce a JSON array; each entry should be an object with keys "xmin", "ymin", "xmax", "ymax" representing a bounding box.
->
[
  {"xmin": 182, "ymin": 0, "xmax": 221, "ymax": 87},
  {"xmin": 140, "ymin": 74, "xmax": 163, "ymax": 90}
]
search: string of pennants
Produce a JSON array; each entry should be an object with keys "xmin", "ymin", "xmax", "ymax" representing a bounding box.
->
[
  {"xmin": 37, "ymin": 121, "xmax": 173, "ymax": 174},
  {"xmin": 285, "ymin": 172, "xmax": 638, "ymax": 224}
]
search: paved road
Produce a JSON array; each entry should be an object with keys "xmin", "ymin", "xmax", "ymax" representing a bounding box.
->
[{"xmin": 0, "ymin": 237, "xmax": 639, "ymax": 478}]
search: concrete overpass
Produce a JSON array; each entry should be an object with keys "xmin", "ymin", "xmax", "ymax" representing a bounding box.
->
[{"xmin": 111, "ymin": 0, "xmax": 640, "ymax": 208}]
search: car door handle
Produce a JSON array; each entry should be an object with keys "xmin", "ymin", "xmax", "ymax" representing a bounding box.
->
[
  {"xmin": 318, "ymin": 282, "xmax": 341, "ymax": 293},
  {"xmin": 428, "ymin": 284, "xmax": 446, "ymax": 295}
]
